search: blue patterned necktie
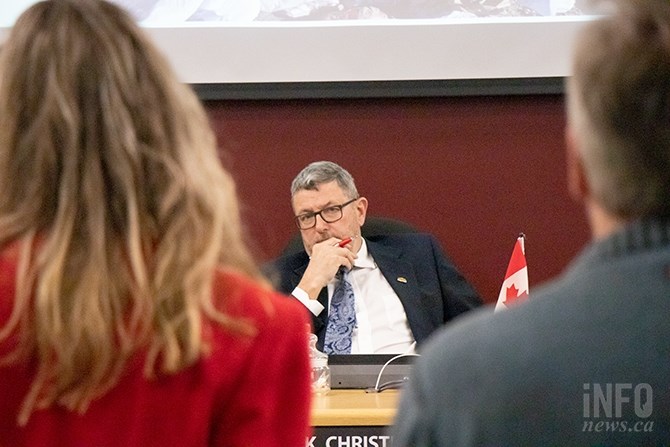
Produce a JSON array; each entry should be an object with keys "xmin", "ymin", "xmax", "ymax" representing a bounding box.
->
[{"xmin": 324, "ymin": 267, "xmax": 357, "ymax": 354}]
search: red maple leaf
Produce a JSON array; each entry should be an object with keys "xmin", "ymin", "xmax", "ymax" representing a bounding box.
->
[{"xmin": 505, "ymin": 284, "xmax": 528, "ymax": 303}]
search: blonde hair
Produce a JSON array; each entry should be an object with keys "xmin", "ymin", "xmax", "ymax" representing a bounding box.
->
[{"xmin": 0, "ymin": 0, "xmax": 261, "ymax": 425}]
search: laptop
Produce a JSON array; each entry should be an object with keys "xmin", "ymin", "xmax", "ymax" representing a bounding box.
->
[{"xmin": 327, "ymin": 354, "xmax": 417, "ymax": 391}]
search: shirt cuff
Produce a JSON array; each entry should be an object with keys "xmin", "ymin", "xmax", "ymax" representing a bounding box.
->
[{"xmin": 292, "ymin": 286, "xmax": 324, "ymax": 316}]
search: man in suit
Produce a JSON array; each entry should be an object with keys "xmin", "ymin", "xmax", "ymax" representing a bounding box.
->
[
  {"xmin": 267, "ymin": 161, "xmax": 482, "ymax": 354},
  {"xmin": 391, "ymin": 0, "xmax": 670, "ymax": 444}
]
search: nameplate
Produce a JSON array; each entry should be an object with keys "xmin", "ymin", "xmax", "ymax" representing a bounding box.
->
[{"xmin": 308, "ymin": 426, "xmax": 396, "ymax": 447}]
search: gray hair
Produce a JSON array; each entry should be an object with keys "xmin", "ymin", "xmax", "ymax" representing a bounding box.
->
[
  {"xmin": 290, "ymin": 161, "xmax": 359, "ymax": 199},
  {"xmin": 567, "ymin": 0, "xmax": 670, "ymax": 218}
]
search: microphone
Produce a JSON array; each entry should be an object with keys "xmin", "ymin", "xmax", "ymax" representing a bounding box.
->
[{"xmin": 365, "ymin": 353, "xmax": 420, "ymax": 393}]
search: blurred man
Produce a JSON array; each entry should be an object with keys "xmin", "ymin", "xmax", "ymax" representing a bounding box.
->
[{"xmin": 392, "ymin": 0, "xmax": 670, "ymax": 444}]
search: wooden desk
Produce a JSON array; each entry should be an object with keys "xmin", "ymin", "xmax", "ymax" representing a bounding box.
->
[
  {"xmin": 309, "ymin": 389, "xmax": 399, "ymax": 446},
  {"xmin": 311, "ymin": 389, "xmax": 399, "ymax": 426}
]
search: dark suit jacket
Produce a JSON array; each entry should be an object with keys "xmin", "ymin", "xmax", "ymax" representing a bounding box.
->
[{"xmin": 265, "ymin": 233, "xmax": 482, "ymax": 351}]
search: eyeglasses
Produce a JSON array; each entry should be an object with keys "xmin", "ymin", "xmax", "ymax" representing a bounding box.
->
[{"xmin": 294, "ymin": 198, "xmax": 358, "ymax": 230}]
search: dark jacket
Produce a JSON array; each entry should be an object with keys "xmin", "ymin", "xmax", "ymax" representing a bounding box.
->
[{"xmin": 265, "ymin": 233, "xmax": 482, "ymax": 351}]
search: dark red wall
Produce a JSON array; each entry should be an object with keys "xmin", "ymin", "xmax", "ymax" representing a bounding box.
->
[{"xmin": 204, "ymin": 94, "xmax": 591, "ymax": 304}]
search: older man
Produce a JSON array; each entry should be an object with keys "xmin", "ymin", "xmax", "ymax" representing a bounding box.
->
[{"xmin": 266, "ymin": 161, "xmax": 482, "ymax": 354}]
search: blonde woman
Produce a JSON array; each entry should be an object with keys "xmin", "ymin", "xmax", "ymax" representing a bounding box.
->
[{"xmin": 0, "ymin": 0, "xmax": 311, "ymax": 445}]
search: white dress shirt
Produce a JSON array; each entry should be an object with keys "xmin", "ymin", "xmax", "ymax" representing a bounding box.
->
[{"xmin": 292, "ymin": 239, "xmax": 416, "ymax": 354}]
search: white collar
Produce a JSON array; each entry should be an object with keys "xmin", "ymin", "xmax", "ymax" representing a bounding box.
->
[{"xmin": 353, "ymin": 238, "xmax": 376, "ymax": 270}]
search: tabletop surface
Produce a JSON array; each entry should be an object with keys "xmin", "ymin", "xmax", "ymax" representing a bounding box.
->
[{"xmin": 310, "ymin": 389, "xmax": 400, "ymax": 426}]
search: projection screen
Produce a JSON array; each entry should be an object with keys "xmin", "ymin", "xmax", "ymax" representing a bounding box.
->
[{"xmin": 0, "ymin": 1, "xmax": 600, "ymax": 98}]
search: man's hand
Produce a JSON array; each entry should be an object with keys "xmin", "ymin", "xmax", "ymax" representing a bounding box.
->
[{"xmin": 297, "ymin": 237, "xmax": 356, "ymax": 299}]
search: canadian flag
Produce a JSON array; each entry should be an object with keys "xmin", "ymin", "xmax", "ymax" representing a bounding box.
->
[{"xmin": 495, "ymin": 234, "xmax": 529, "ymax": 311}]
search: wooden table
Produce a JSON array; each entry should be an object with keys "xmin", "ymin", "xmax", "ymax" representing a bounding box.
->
[
  {"xmin": 311, "ymin": 389, "xmax": 399, "ymax": 426},
  {"xmin": 309, "ymin": 389, "xmax": 400, "ymax": 446}
]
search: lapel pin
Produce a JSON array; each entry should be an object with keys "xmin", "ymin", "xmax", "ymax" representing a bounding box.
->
[{"xmin": 397, "ymin": 277, "xmax": 407, "ymax": 283}]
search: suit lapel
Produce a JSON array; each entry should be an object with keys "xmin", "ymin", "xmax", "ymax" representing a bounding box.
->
[
  {"xmin": 367, "ymin": 241, "xmax": 420, "ymax": 307},
  {"xmin": 366, "ymin": 238, "xmax": 433, "ymax": 341}
]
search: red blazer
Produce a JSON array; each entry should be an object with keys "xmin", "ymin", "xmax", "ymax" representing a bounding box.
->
[{"xmin": 0, "ymin": 249, "xmax": 311, "ymax": 447}]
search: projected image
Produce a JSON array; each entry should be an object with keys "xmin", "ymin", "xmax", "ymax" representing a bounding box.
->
[
  {"xmin": 112, "ymin": 0, "xmax": 589, "ymax": 24},
  {"xmin": 0, "ymin": 0, "xmax": 599, "ymax": 86}
]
